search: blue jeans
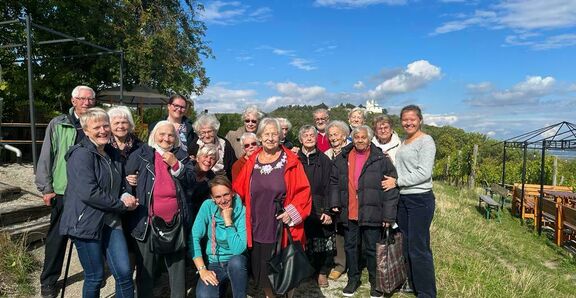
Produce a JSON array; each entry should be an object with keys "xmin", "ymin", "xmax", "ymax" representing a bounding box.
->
[
  {"xmin": 195, "ymin": 255, "xmax": 248, "ymax": 298},
  {"xmin": 397, "ymin": 191, "xmax": 437, "ymax": 298},
  {"xmin": 72, "ymin": 225, "xmax": 134, "ymax": 298}
]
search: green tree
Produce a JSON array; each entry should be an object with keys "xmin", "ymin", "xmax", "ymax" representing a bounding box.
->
[{"xmin": 0, "ymin": 0, "xmax": 212, "ymax": 121}]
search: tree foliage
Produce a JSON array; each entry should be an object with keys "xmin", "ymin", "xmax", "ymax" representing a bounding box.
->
[{"xmin": 0, "ymin": 0, "xmax": 212, "ymax": 122}]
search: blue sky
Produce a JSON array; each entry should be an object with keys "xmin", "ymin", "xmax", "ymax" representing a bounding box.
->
[{"xmin": 191, "ymin": 0, "xmax": 576, "ymax": 140}]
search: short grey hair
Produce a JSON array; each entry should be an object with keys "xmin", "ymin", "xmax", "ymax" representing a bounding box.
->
[
  {"xmin": 197, "ymin": 143, "xmax": 219, "ymax": 160},
  {"xmin": 348, "ymin": 107, "xmax": 367, "ymax": 120},
  {"xmin": 256, "ymin": 117, "xmax": 281, "ymax": 139},
  {"xmin": 298, "ymin": 125, "xmax": 317, "ymax": 142},
  {"xmin": 243, "ymin": 105, "xmax": 264, "ymax": 120},
  {"xmin": 326, "ymin": 120, "xmax": 350, "ymax": 136},
  {"xmin": 79, "ymin": 107, "xmax": 108, "ymax": 129},
  {"xmin": 193, "ymin": 113, "xmax": 221, "ymax": 133},
  {"xmin": 313, "ymin": 108, "xmax": 329, "ymax": 118},
  {"xmin": 240, "ymin": 132, "xmax": 258, "ymax": 144},
  {"xmin": 148, "ymin": 120, "xmax": 180, "ymax": 148},
  {"xmin": 351, "ymin": 125, "xmax": 374, "ymax": 140},
  {"xmin": 372, "ymin": 114, "xmax": 394, "ymax": 129},
  {"xmin": 107, "ymin": 106, "xmax": 135, "ymax": 133},
  {"xmin": 277, "ymin": 118, "xmax": 292, "ymax": 130},
  {"xmin": 72, "ymin": 85, "xmax": 96, "ymax": 99}
]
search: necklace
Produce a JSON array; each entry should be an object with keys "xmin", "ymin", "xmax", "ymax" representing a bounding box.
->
[{"xmin": 255, "ymin": 152, "xmax": 287, "ymax": 175}]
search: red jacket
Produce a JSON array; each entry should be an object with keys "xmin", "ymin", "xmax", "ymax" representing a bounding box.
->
[{"xmin": 233, "ymin": 146, "xmax": 312, "ymax": 248}]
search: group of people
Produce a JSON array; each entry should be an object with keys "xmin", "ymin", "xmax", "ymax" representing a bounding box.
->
[{"xmin": 35, "ymin": 85, "xmax": 438, "ymax": 298}]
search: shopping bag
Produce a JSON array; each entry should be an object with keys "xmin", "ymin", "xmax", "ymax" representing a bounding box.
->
[{"xmin": 376, "ymin": 227, "xmax": 407, "ymax": 293}]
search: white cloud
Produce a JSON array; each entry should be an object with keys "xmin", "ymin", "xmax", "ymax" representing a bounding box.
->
[
  {"xmin": 272, "ymin": 48, "xmax": 296, "ymax": 57},
  {"xmin": 199, "ymin": 1, "xmax": 271, "ymax": 25},
  {"xmin": 424, "ymin": 114, "xmax": 459, "ymax": 127},
  {"xmin": 432, "ymin": 0, "xmax": 576, "ymax": 49},
  {"xmin": 353, "ymin": 81, "xmax": 365, "ymax": 89},
  {"xmin": 466, "ymin": 82, "xmax": 493, "ymax": 92},
  {"xmin": 367, "ymin": 60, "xmax": 442, "ymax": 98},
  {"xmin": 465, "ymin": 75, "xmax": 556, "ymax": 106},
  {"xmin": 314, "ymin": 0, "xmax": 407, "ymax": 9},
  {"xmin": 265, "ymin": 82, "xmax": 326, "ymax": 108},
  {"xmin": 192, "ymin": 84, "xmax": 259, "ymax": 112},
  {"xmin": 290, "ymin": 58, "xmax": 317, "ymax": 71}
]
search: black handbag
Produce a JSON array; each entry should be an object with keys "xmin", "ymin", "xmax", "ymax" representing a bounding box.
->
[
  {"xmin": 267, "ymin": 221, "xmax": 315, "ymax": 295},
  {"xmin": 149, "ymin": 211, "xmax": 185, "ymax": 254}
]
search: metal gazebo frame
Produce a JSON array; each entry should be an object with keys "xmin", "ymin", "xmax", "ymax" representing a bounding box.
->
[
  {"xmin": 0, "ymin": 12, "xmax": 124, "ymax": 171},
  {"xmin": 499, "ymin": 121, "xmax": 576, "ymax": 235}
]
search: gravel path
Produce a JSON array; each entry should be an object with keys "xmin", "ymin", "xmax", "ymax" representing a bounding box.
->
[{"xmin": 2, "ymin": 163, "xmax": 379, "ymax": 297}]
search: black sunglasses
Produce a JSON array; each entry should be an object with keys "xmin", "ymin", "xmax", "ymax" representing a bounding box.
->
[
  {"xmin": 243, "ymin": 142, "xmax": 258, "ymax": 148},
  {"xmin": 244, "ymin": 119, "xmax": 257, "ymax": 124}
]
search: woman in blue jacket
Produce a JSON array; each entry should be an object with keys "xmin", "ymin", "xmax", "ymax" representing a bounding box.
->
[
  {"xmin": 190, "ymin": 175, "xmax": 247, "ymax": 298},
  {"xmin": 59, "ymin": 108, "xmax": 138, "ymax": 298}
]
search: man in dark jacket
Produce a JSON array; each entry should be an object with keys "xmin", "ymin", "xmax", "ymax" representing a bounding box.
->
[
  {"xmin": 330, "ymin": 125, "xmax": 399, "ymax": 298},
  {"xmin": 34, "ymin": 85, "xmax": 96, "ymax": 298}
]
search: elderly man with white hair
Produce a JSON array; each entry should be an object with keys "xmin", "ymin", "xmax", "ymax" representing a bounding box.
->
[{"xmin": 35, "ymin": 85, "xmax": 97, "ymax": 298}]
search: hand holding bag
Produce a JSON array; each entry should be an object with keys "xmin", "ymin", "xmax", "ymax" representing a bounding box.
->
[
  {"xmin": 149, "ymin": 211, "xmax": 185, "ymax": 254},
  {"xmin": 267, "ymin": 220, "xmax": 314, "ymax": 295},
  {"xmin": 376, "ymin": 227, "xmax": 407, "ymax": 293}
]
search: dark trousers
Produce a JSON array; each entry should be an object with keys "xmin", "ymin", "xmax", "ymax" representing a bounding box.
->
[
  {"xmin": 134, "ymin": 233, "xmax": 186, "ymax": 298},
  {"xmin": 397, "ymin": 191, "xmax": 437, "ymax": 298},
  {"xmin": 40, "ymin": 194, "xmax": 68, "ymax": 288},
  {"xmin": 333, "ymin": 224, "xmax": 346, "ymax": 273},
  {"xmin": 343, "ymin": 220, "xmax": 380, "ymax": 287}
]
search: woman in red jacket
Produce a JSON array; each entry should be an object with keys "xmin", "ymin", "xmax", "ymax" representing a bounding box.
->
[{"xmin": 233, "ymin": 117, "xmax": 311, "ymax": 298}]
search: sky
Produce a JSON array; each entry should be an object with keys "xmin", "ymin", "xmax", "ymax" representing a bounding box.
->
[{"xmin": 190, "ymin": 0, "xmax": 576, "ymax": 140}]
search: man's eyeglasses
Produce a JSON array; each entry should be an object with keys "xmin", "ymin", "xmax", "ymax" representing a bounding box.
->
[
  {"xmin": 315, "ymin": 117, "xmax": 328, "ymax": 122},
  {"xmin": 243, "ymin": 142, "xmax": 258, "ymax": 148},
  {"xmin": 74, "ymin": 96, "xmax": 95, "ymax": 102},
  {"xmin": 171, "ymin": 104, "xmax": 186, "ymax": 111},
  {"xmin": 244, "ymin": 119, "xmax": 257, "ymax": 124}
]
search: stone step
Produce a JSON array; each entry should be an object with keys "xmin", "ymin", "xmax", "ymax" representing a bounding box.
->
[
  {"xmin": 0, "ymin": 182, "xmax": 22, "ymax": 203},
  {"xmin": 0, "ymin": 193, "xmax": 50, "ymax": 227},
  {"xmin": 2, "ymin": 214, "xmax": 51, "ymax": 245}
]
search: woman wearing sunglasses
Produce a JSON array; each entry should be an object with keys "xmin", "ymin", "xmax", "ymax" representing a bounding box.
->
[
  {"xmin": 231, "ymin": 132, "xmax": 259, "ymax": 181},
  {"xmin": 225, "ymin": 105, "xmax": 264, "ymax": 159}
]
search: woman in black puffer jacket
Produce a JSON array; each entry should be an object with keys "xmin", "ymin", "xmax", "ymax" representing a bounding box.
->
[
  {"xmin": 329, "ymin": 125, "xmax": 399, "ymax": 298},
  {"xmin": 297, "ymin": 125, "xmax": 335, "ymax": 288}
]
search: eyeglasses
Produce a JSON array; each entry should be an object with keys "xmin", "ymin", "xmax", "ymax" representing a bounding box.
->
[
  {"xmin": 171, "ymin": 103, "xmax": 186, "ymax": 111},
  {"xmin": 74, "ymin": 96, "xmax": 95, "ymax": 102},
  {"xmin": 314, "ymin": 117, "xmax": 328, "ymax": 122},
  {"xmin": 199, "ymin": 130, "xmax": 214, "ymax": 136},
  {"xmin": 244, "ymin": 119, "xmax": 257, "ymax": 124},
  {"xmin": 243, "ymin": 141, "xmax": 258, "ymax": 148}
]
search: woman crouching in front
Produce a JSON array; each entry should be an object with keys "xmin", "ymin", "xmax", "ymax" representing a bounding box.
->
[{"xmin": 190, "ymin": 175, "xmax": 247, "ymax": 298}]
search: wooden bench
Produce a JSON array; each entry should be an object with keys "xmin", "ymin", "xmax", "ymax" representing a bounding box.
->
[
  {"xmin": 512, "ymin": 184, "xmax": 572, "ymax": 221},
  {"xmin": 561, "ymin": 205, "xmax": 576, "ymax": 246},
  {"xmin": 479, "ymin": 194, "xmax": 501, "ymax": 221}
]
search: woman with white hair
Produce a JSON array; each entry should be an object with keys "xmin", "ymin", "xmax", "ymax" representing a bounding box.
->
[
  {"xmin": 187, "ymin": 143, "xmax": 219, "ymax": 219},
  {"xmin": 231, "ymin": 132, "xmax": 259, "ymax": 181},
  {"xmin": 330, "ymin": 125, "xmax": 399, "ymax": 298},
  {"xmin": 59, "ymin": 108, "xmax": 137, "ymax": 298},
  {"xmin": 125, "ymin": 120, "xmax": 194, "ymax": 298},
  {"xmin": 108, "ymin": 106, "xmax": 142, "ymax": 160},
  {"xmin": 225, "ymin": 105, "xmax": 264, "ymax": 158},
  {"xmin": 188, "ymin": 113, "xmax": 237, "ymax": 181}
]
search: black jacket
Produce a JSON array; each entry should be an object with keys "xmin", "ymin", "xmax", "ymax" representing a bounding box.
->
[
  {"xmin": 187, "ymin": 136, "xmax": 237, "ymax": 181},
  {"xmin": 59, "ymin": 138, "xmax": 127, "ymax": 240},
  {"xmin": 298, "ymin": 148, "xmax": 334, "ymax": 238},
  {"xmin": 124, "ymin": 144, "xmax": 195, "ymax": 241},
  {"xmin": 330, "ymin": 143, "xmax": 399, "ymax": 227}
]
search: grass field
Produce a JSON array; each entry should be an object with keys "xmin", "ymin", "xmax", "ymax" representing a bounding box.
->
[{"xmin": 430, "ymin": 182, "xmax": 576, "ymax": 298}]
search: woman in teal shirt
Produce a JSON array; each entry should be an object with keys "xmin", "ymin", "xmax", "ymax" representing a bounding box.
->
[{"xmin": 190, "ymin": 175, "xmax": 248, "ymax": 298}]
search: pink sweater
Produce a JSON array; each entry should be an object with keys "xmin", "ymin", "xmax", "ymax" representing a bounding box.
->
[{"xmin": 152, "ymin": 152, "xmax": 179, "ymax": 222}]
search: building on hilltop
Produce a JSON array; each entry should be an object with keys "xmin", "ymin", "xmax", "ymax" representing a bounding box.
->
[{"xmin": 366, "ymin": 99, "xmax": 384, "ymax": 114}]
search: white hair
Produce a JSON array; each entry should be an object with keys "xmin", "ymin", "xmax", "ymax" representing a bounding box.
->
[
  {"xmin": 148, "ymin": 120, "xmax": 180, "ymax": 148},
  {"xmin": 326, "ymin": 120, "xmax": 350, "ymax": 136},
  {"xmin": 240, "ymin": 132, "xmax": 258, "ymax": 144},
  {"xmin": 197, "ymin": 143, "xmax": 219, "ymax": 160},
  {"xmin": 243, "ymin": 105, "xmax": 264, "ymax": 120},
  {"xmin": 277, "ymin": 117, "xmax": 292, "ymax": 130},
  {"xmin": 71, "ymin": 85, "xmax": 96, "ymax": 99},
  {"xmin": 79, "ymin": 107, "xmax": 108, "ymax": 129},
  {"xmin": 193, "ymin": 113, "xmax": 221, "ymax": 133},
  {"xmin": 298, "ymin": 125, "xmax": 317, "ymax": 142},
  {"xmin": 107, "ymin": 106, "xmax": 135, "ymax": 133},
  {"xmin": 348, "ymin": 107, "xmax": 367, "ymax": 120},
  {"xmin": 351, "ymin": 125, "xmax": 374, "ymax": 140},
  {"xmin": 256, "ymin": 117, "xmax": 281, "ymax": 139}
]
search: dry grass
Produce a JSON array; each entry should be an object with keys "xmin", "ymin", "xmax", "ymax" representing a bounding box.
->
[{"xmin": 0, "ymin": 232, "xmax": 37, "ymax": 297}]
